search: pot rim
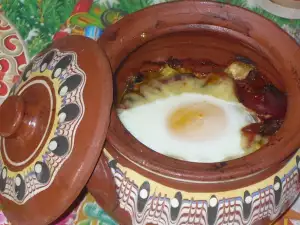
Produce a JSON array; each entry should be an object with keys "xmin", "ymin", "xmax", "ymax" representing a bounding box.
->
[{"xmin": 100, "ymin": 0, "xmax": 300, "ymax": 182}]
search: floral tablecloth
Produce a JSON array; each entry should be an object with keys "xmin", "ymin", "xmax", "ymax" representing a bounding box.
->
[{"xmin": 0, "ymin": 0, "xmax": 300, "ymax": 224}]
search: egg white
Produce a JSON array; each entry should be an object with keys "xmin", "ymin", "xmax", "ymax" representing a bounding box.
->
[{"xmin": 118, "ymin": 93, "xmax": 255, "ymax": 163}]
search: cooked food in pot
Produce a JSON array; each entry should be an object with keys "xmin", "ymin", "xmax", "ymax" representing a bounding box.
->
[{"xmin": 117, "ymin": 58, "xmax": 287, "ymax": 163}]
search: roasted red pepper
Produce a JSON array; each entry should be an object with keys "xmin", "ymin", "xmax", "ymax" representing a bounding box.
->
[
  {"xmin": 235, "ymin": 70, "xmax": 287, "ymax": 120},
  {"xmin": 242, "ymin": 119, "xmax": 283, "ymax": 136}
]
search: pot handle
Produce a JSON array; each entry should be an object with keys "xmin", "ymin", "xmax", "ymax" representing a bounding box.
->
[{"xmin": 87, "ymin": 153, "xmax": 118, "ymax": 213}]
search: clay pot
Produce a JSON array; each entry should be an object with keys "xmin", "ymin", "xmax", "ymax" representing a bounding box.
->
[
  {"xmin": 88, "ymin": 1, "xmax": 300, "ymax": 225},
  {"xmin": 0, "ymin": 1, "xmax": 300, "ymax": 225}
]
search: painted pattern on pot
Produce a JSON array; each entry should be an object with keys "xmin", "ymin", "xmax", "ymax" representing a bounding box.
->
[
  {"xmin": 0, "ymin": 48, "xmax": 86, "ymax": 204},
  {"xmin": 103, "ymin": 149, "xmax": 300, "ymax": 225}
]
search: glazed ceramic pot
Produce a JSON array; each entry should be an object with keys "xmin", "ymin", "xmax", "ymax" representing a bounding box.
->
[
  {"xmin": 0, "ymin": 1, "xmax": 300, "ymax": 225},
  {"xmin": 87, "ymin": 1, "xmax": 300, "ymax": 225}
]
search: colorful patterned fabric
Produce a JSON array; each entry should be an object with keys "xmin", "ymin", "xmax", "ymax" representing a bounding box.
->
[{"xmin": 0, "ymin": 0, "xmax": 300, "ymax": 224}]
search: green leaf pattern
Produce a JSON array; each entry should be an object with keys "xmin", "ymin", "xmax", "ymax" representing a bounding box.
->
[{"xmin": 2, "ymin": 0, "xmax": 299, "ymax": 57}]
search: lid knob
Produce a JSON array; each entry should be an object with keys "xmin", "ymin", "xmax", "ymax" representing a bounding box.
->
[{"xmin": 0, "ymin": 96, "xmax": 24, "ymax": 137}]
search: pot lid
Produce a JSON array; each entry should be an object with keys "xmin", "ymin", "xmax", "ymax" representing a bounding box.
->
[{"xmin": 0, "ymin": 35, "xmax": 113, "ymax": 225}]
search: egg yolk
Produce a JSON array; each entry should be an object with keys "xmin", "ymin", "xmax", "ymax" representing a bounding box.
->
[
  {"xmin": 167, "ymin": 102, "xmax": 227, "ymax": 140},
  {"xmin": 168, "ymin": 107, "xmax": 204, "ymax": 130}
]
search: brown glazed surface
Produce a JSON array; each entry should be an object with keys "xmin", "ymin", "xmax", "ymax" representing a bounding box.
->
[
  {"xmin": 0, "ymin": 36, "xmax": 113, "ymax": 225},
  {"xmin": 0, "ymin": 78, "xmax": 55, "ymax": 171},
  {"xmin": 87, "ymin": 153, "xmax": 118, "ymax": 213},
  {"xmin": 96, "ymin": 0, "xmax": 300, "ymax": 188},
  {"xmin": 0, "ymin": 96, "xmax": 25, "ymax": 138}
]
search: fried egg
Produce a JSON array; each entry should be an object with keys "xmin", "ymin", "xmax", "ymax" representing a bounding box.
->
[{"xmin": 118, "ymin": 93, "xmax": 255, "ymax": 163}]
